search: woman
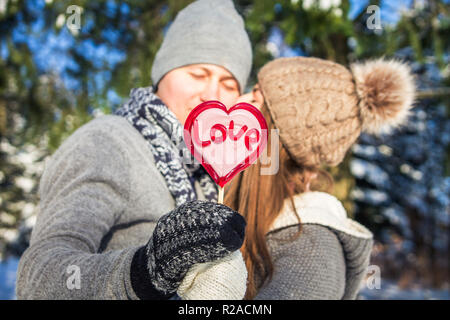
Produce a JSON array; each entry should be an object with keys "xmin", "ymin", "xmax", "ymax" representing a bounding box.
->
[{"xmin": 224, "ymin": 56, "xmax": 416, "ymax": 299}]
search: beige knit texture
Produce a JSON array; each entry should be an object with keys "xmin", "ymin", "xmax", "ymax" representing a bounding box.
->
[
  {"xmin": 258, "ymin": 57, "xmax": 362, "ymax": 167},
  {"xmin": 257, "ymin": 57, "xmax": 415, "ymax": 167},
  {"xmin": 177, "ymin": 250, "xmax": 247, "ymax": 300},
  {"xmin": 351, "ymin": 58, "xmax": 416, "ymax": 134}
]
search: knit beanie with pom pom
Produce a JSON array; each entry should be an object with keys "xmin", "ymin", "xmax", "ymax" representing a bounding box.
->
[{"xmin": 257, "ymin": 57, "xmax": 416, "ymax": 167}]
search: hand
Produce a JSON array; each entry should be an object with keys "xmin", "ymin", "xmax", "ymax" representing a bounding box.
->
[{"xmin": 130, "ymin": 200, "xmax": 246, "ymax": 299}]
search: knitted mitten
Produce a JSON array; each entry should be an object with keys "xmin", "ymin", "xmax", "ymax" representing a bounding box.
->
[
  {"xmin": 177, "ymin": 250, "xmax": 248, "ymax": 300},
  {"xmin": 130, "ymin": 200, "xmax": 246, "ymax": 300}
]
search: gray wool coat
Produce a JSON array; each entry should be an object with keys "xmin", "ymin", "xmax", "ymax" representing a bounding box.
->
[{"xmin": 16, "ymin": 115, "xmax": 373, "ymax": 300}]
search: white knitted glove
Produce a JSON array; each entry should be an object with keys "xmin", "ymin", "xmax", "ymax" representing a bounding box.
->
[{"xmin": 177, "ymin": 250, "xmax": 247, "ymax": 300}]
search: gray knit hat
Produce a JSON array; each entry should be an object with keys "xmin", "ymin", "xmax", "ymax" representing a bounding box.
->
[{"xmin": 151, "ymin": 0, "xmax": 252, "ymax": 93}]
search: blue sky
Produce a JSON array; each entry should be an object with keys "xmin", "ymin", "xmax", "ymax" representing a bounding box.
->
[
  {"xmin": 1, "ymin": 0, "xmax": 431, "ymax": 109},
  {"xmin": 349, "ymin": 0, "xmax": 413, "ymax": 23}
]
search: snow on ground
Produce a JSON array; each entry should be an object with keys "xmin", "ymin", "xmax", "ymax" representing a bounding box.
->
[
  {"xmin": 358, "ymin": 280, "xmax": 449, "ymax": 300},
  {"xmin": 0, "ymin": 256, "xmax": 448, "ymax": 300},
  {"xmin": 0, "ymin": 256, "xmax": 19, "ymax": 300}
]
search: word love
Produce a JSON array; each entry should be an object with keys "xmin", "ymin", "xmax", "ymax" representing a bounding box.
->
[
  {"xmin": 184, "ymin": 101, "xmax": 268, "ymax": 187},
  {"xmin": 192, "ymin": 119, "xmax": 260, "ymax": 151}
]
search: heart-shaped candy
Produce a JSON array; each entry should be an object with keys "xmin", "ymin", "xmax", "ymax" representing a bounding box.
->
[{"xmin": 184, "ymin": 101, "xmax": 268, "ymax": 187}]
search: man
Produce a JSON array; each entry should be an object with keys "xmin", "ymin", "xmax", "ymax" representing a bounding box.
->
[{"xmin": 16, "ymin": 0, "xmax": 252, "ymax": 300}]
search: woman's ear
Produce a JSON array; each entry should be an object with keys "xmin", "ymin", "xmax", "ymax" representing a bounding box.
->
[{"xmin": 304, "ymin": 171, "xmax": 318, "ymax": 192}]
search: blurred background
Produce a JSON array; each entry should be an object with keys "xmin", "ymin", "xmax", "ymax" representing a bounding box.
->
[{"xmin": 0, "ymin": 0, "xmax": 448, "ymax": 299}]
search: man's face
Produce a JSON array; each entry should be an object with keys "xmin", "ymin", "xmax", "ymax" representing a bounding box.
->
[{"xmin": 155, "ymin": 64, "xmax": 241, "ymax": 125}]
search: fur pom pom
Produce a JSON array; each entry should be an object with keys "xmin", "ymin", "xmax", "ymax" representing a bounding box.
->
[{"xmin": 351, "ymin": 58, "xmax": 416, "ymax": 134}]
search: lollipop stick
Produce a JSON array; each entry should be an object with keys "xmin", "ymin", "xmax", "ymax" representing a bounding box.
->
[{"xmin": 218, "ymin": 185, "xmax": 224, "ymax": 204}]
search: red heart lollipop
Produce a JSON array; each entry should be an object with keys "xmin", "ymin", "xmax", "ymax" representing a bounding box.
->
[{"xmin": 184, "ymin": 101, "xmax": 268, "ymax": 188}]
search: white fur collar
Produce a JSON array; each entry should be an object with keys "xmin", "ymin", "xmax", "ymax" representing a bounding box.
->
[{"xmin": 269, "ymin": 191, "xmax": 373, "ymax": 239}]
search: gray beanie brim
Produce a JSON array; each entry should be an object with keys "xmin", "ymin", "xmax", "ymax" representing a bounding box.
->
[{"xmin": 151, "ymin": 0, "xmax": 252, "ymax": 92}]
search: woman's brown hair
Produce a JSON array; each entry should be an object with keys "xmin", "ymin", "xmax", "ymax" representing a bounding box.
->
[{"xmin": 224, "ymin": 103, "xmax": 333, "ymax": 299}]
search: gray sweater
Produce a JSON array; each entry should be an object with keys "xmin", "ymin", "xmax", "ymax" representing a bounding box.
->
[
  {"xmin": 16, "ymin": 115, "xmax": 372, "ymax": 300},
  {"xmin": 255, "ymin": 225, "xmax": 372, "ymax": 299}
]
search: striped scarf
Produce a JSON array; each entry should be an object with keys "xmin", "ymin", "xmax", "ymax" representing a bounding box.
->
[{"xmin": 115, "ymin": 86, "xmax": 217, "ymax": 206}]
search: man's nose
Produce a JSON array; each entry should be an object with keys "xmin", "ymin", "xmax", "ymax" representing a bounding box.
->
[{"xmin": 200, "ymin": 80, "xmax": 220, "ymax": 102}]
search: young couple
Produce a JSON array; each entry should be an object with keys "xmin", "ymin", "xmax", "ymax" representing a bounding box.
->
[{"xmin": 16, "ymin": 0, "xmax": 415, "ymax": 300}]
